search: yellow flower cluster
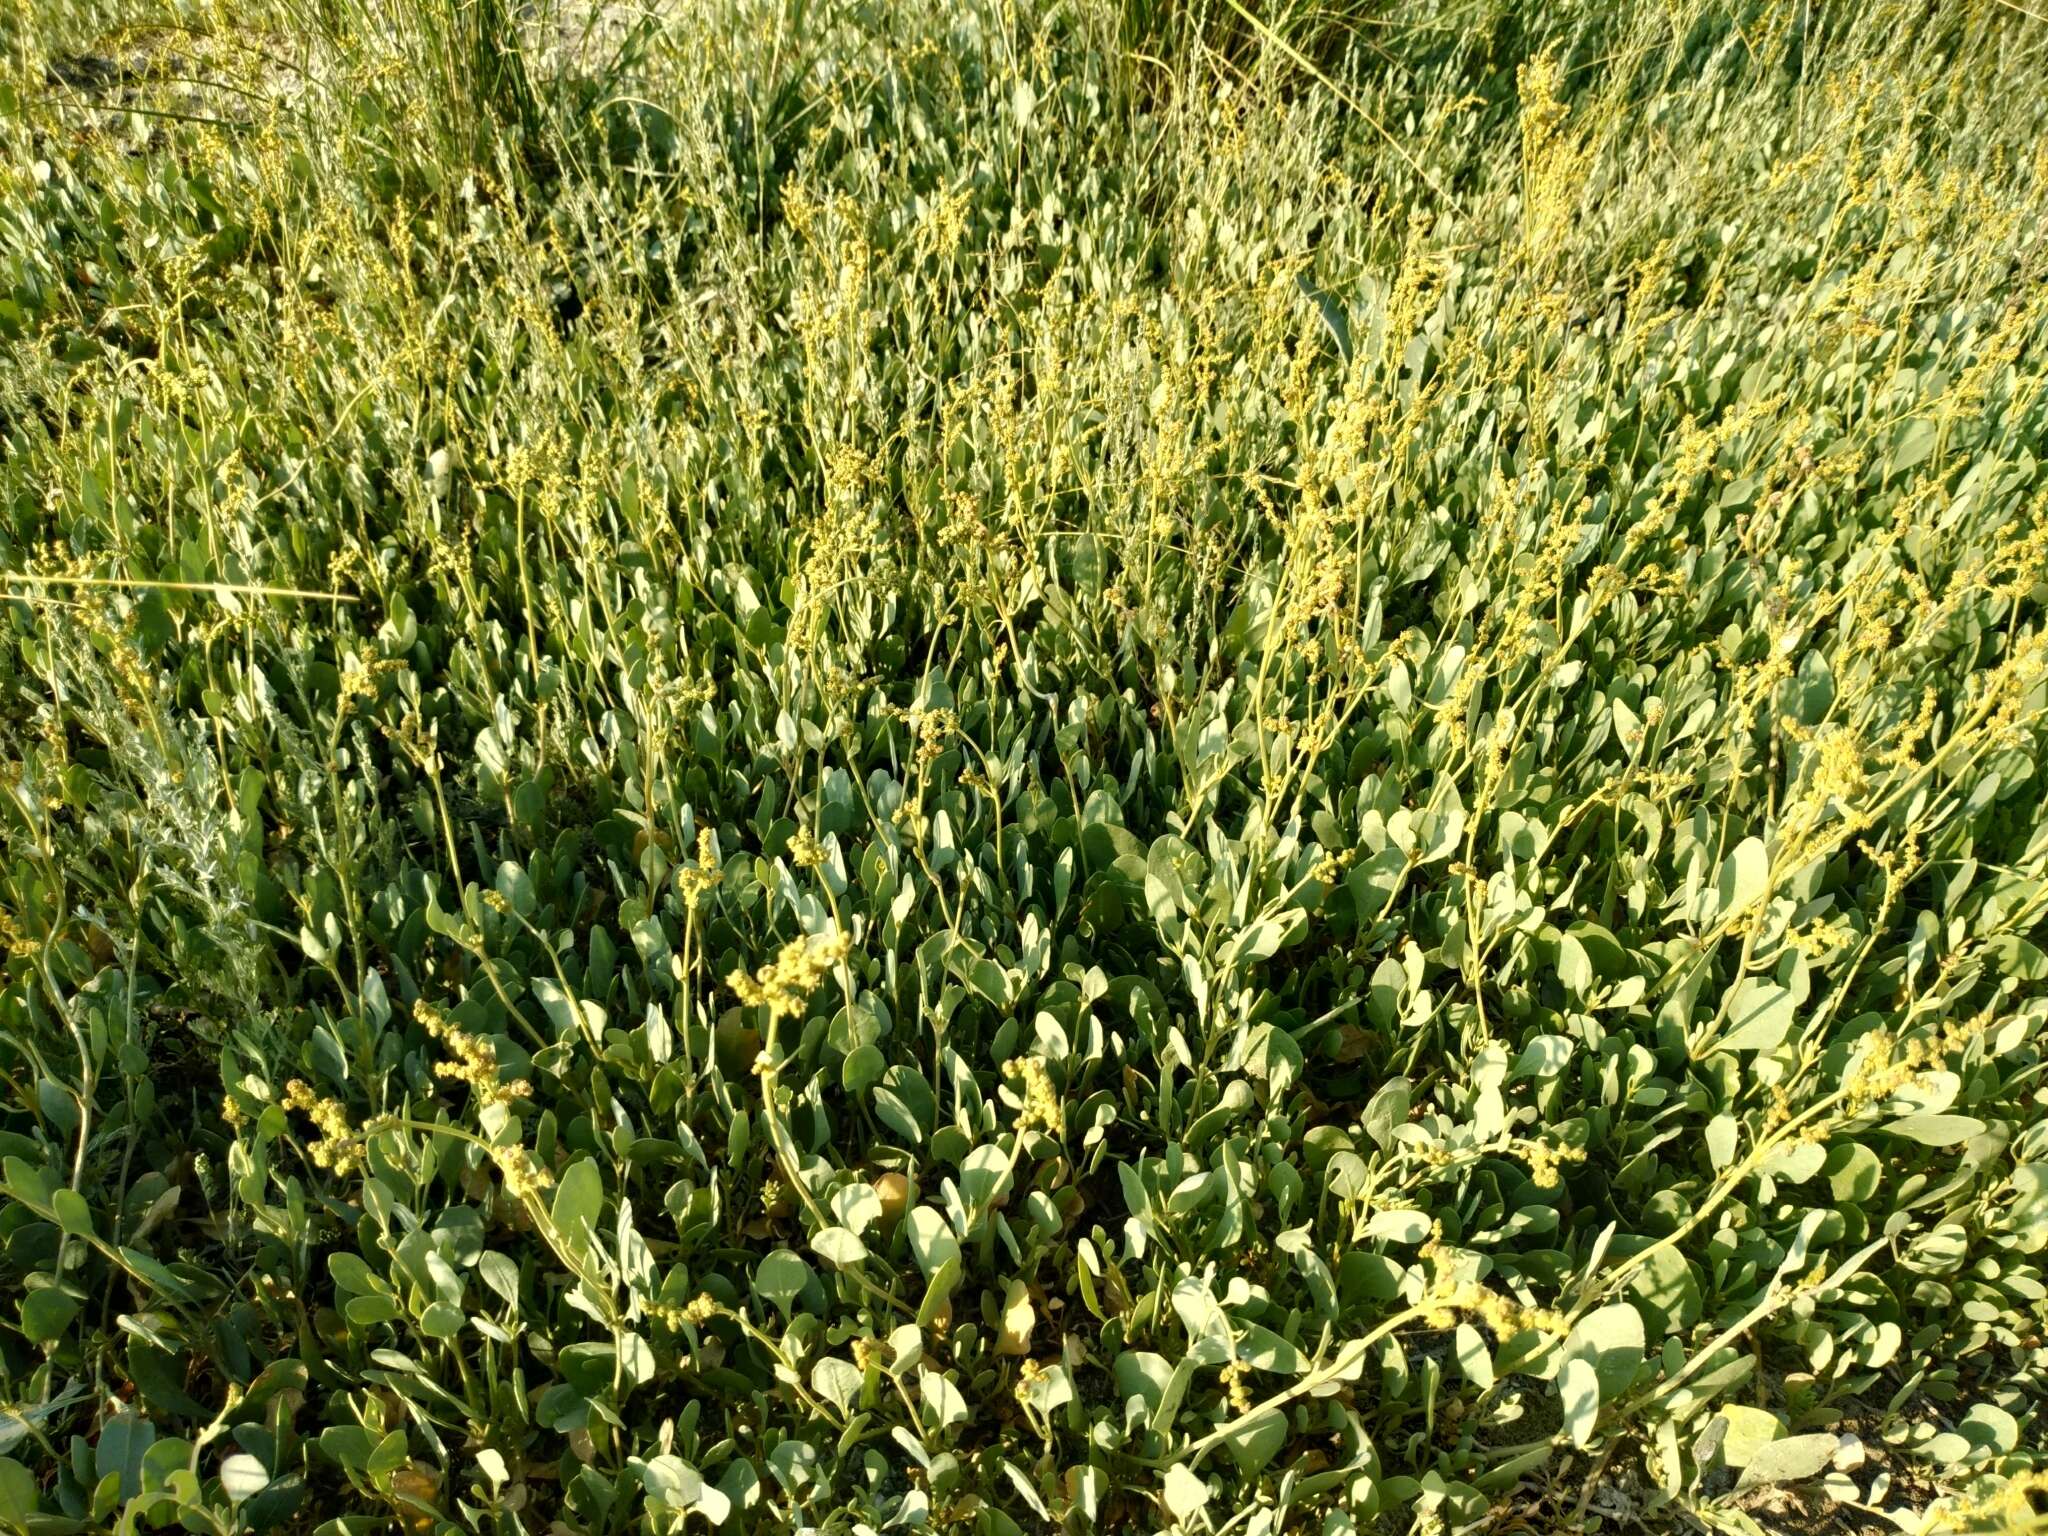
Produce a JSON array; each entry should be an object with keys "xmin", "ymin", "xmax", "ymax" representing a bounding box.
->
[
  {"xmin": 1778, "ymin": 721, "xmax": 1873, "ymax": 847},
  {"xmin": 789, "ymin": 441, "xmax": 892, "ymax": 655},
  {"xmin": 1220, "ymin": 1359, "xmax": 1254, "ymax": 1413},
  {"xmin": 852, "ymin": 1335, "xmax": 890, "ymax": 1372},
  {"xmin": 338, "ymin": 652, "xmax": 408, "ymax": 707},
  {"xmin": 823, "ymin": 442, "xmax": 873, "ymax": 509},
  {"xmin": 1516, "ymin": 51, "xmax": 1583, "ymax": 269},
  {"xmin": 1881, "ymin": 686, "xmax": 1940, "ymax": 771},
  {"xmin": 1786, "ymin": 913, "xmax": 1859, "ymax": 961},
  {"xmin": 916, "ymin": 185, "xmax": 970, "ymax": 261},
  {"xmin": 727, "ymin": 932, "xmax": 851, "ymax": 1022},
  {"xmin": 492, "ymin": 1143, "xmax": 554, "ymax": 1201},
  {"xmin": 653, "ymin": 1293, "xmax": 723, "ymax": 1330},
  {"xmin": 1516, "ymin": 1137, "xmax": 1586, "ymax": 1189},
  {"xmin": 1445, "ymin": 511, "xmax": 1585, "ymax": 760},
  {"xmin": 1765, "ymin": 1083, "xmax": 1796, "ymax": 1133},
  {"xmin": 1839, "ymin": 1029, "xmax": 1934, "ymax": 1117},
  {"xmin": 1276, "ymin": 541, "xmax": 1348, "ymax": 653},
  {"xmin": 1414, "ymin": 1142, "xmax": 1457, "ymax": 1169},
  {"xmin": 677, "ymin": 828, "xmax": 724, "ymax": 911},
  {"xmin": 417, "ymin": 1000, "xmax": 529, "ymax": 1108},
  {"xmin": 1838, "ymin": 1011, "xmax": 1993, "ymax": 1123},
  {"xmin": 1311, "ymin": 848, "xmax": 1355, "ymax": 885},
  {"xmin": 1986, "ymin": 630, "xmax": 2048, "ymax": 748},
  {"xmin": 282, "ymin": 1079, "xmax": 364, "ymax": 1175},
  {"xmin": 911, "ymin": 708, "xmax": 958, "ymax": 769},
  {"xmin": 1004, "ymin": 1056, "xmax": 1062, "ymax": 1135},
  {"xmin": 789, "ymin": 827, "xmax": 826, "ymax": 868},
  {"xmin": 1427, "ymin": 1279, "xmax": 1569, "ymax": 1338}
]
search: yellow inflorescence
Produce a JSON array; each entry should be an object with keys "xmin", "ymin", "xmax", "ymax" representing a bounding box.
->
[
  {"xmin": 911, "ymin": 708, "xmax": 959, "ymax": 769},
  {"xmin": 1004, "ymin": 1056, "xmax": 1062, "ymax": 1135},
  {"xmin": 1831, "ymin": 1009, "xmax": 1994, "ymax": 1128},
  {"xmin": 916, "ymin": 184, "xmax": 971, "ymax": 262},
  {"xmin": 1311, "ymin": 848, "xmax": 1355, "ymax": 885},
  {"xmin": 1427, "ymin": 1279, "xmax": 1570, "ymax": 1338},
  {"xmin": 1220, "ymin": 1359, "xmax": 1254, "ymax": 1414},
  {"xmin": 653, "ymin": 1293, "xmax": 724, "ymax": 1331},
  {"xmin": 1516, "ymin": 51, "xmax": 1584, "ymax": 270},
  {"xmin": 281, "ymin": 1079, "xmax": 364, "ymax": 1175},
  {"xmin": 727, "ymin": 933, "xmax": 851, "ymax": 1023},
  {"xmin": 677, "ymin": 828, "xmax": 725, "ymax": 911},
  {"xmin": 1516, "ymin": 1137, "xmax": 1586, "ymax": 1189},
  {"xmin": 416, "ymin": 999, "xmax": 530, "ymax": 1108},
  {"xmin": 492, "ymin": 1143, "xmax": 554, "ymax": 1201}
]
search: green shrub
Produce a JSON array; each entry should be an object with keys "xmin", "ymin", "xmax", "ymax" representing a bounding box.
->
[{"xmin": 2, "ymin": 0, "xmax": 2047, "ymax": 1532}]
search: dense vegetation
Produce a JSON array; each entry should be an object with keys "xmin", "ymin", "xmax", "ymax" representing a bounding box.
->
[{"xmin": 3, "ymin": 0, "xmax": 2048, "ymax": 1530}]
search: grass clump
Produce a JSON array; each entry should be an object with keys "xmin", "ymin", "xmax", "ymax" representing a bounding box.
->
[{"xmin": 3, "ymin": 0, "xmax": 2048, "ymax": 1532}]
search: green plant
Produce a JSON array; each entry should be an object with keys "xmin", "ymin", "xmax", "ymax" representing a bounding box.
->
[{"xmin": 2, "ymin": 0, "xmax": 2047, "ymax": 1532}]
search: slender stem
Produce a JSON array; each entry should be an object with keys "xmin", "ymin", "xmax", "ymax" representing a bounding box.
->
[
  {"xmin": 1, "ymin": 573, "xmax": 358, "ymax": 603},
  {"xmin": 1171, "ymin": 1303, "xmax": 1429, "ymax": 1466}
]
